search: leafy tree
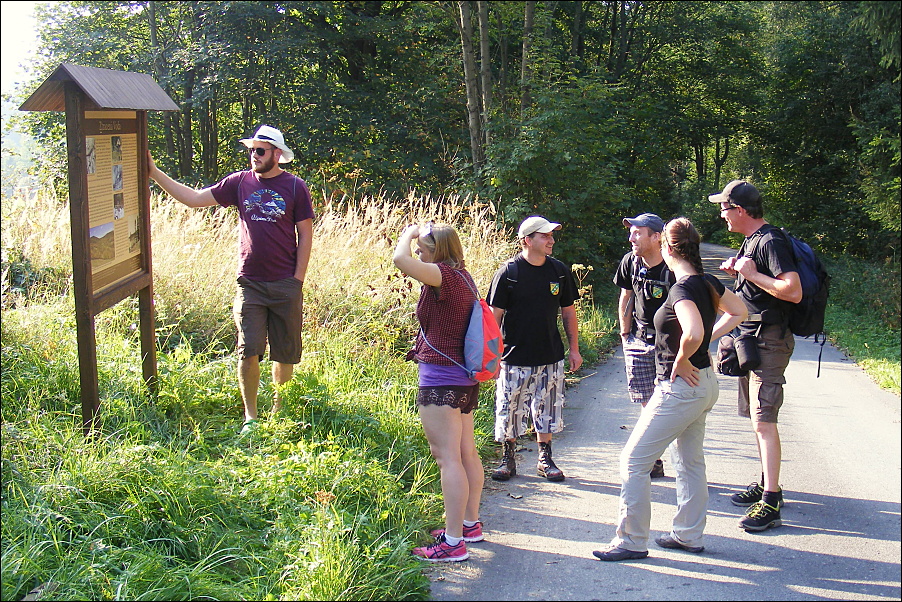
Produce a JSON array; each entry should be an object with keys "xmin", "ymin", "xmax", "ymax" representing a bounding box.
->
[
  {"xmin": 11, "ymin": 0, "xmax": 900, "ymax": 269},
  {"xmin": 751, "ymin": 1, "xmax": 899, "ymax": 258}
]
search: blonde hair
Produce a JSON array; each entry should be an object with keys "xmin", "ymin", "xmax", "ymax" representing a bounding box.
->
[{"xmin": 421, "ymin": 223, "xmax": 466, "ymax": 269}]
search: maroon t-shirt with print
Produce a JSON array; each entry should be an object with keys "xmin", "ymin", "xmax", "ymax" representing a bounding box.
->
[{"xmin": 210, "ymin": 170, "xmax": 314, "ymax": 282}]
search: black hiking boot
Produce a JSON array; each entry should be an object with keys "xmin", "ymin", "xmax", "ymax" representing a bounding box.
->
[
  {"xmin": 491, "ymin": 440, "xmax": 517, "ymax": 481},
  {"xmin": 650, "ymin": 459, "xmax": 665, "ymax": 479},
  {"xmin": 537, "ymin": 441, "xmax": 565, "ymax": 482}
]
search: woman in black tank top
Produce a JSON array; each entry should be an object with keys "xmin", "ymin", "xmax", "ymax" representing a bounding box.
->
[{"xmin": 593, "ymin": 218, "xmax": 747, "ymax": 562}]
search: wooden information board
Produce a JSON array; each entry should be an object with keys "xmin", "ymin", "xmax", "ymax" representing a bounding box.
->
[
  {"xmin": 20, "ymin": 64, "xmax": 179, "ymax": 435},
  {"xmin": 84, "ymin": 111, "xmax": 144, "ymax": 294}
]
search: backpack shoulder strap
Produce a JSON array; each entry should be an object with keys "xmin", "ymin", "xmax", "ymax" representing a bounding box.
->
[
  {"xmin": 456, "ymin": 268, "xmax": 480, "ymax": 301},
  {"xmin": 505, "ymin": 255, "xmax": 568, "ymax": 292},
  {"xmin": 548, "ymin": 256, "xmax": 568, "ymax": 280},
  {"xmin": 505, "ymin": 257, "xmax": 519, "ymax": 292}
]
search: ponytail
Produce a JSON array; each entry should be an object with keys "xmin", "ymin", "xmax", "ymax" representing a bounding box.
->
[{"xmin": 663, "ymin": 217, "xmax": 720, "ymax": 310}]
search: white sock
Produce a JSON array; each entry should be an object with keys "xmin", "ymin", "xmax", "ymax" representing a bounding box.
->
[
  {"xmin": 463, "ymin": 520, "xmax": 479, "ymax": 528},
  {"xmin": 443, "ymin": 534, "xmax": 463, "ymax": 546}
]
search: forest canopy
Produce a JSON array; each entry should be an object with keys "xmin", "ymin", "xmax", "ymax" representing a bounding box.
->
[{"xmin": 8, "ymin": 0, "xmax": 901, "ymax": 270}]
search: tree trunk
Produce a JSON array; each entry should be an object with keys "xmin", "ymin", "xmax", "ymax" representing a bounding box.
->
[
  {"xmin": 571, "ymin": 1, "xmax": 583, "ymax": 59},
  {"xmin": 520, "ymin": 1, "xmax": 536, "ymax": 118},
  {"xmin": 477, "ymin": 1, "xmax": 492, "ymax": 148},
  {"xmin": 544, "ymin": 1, "xmax": 559, "ymax": 40},
  {"xmin": 457, "ymin": 1, "xmax": 484, "ymax": 175},
  {"xmin": 615, "ymin": 0, "xmax": 628, "ymax": 79},
  {"xmin": 694, "ymin": 143, "xmax": 706, "ymax": 182},
  {"xmin": 176, "ymin": 69, "xmax": 195, "ymax": 178},
  {"xmin": 713, "ymin": 137, "xmax": 730, "ymax": 189},
  {"xmin": 498, "ymin": 9, "xmax": 508, "ymax": 114},
  {"xmin": 147, "ymin": 2, "xmax": 176, "ymax": 161},
  {"xmin": 198, "ymin": 90, "xmax": 219, "ymax": 182}
]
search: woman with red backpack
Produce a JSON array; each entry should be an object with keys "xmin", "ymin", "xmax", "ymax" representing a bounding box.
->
[{"xmin": 393, "ymin": 222, "xmax": 485, "ymax": 562}]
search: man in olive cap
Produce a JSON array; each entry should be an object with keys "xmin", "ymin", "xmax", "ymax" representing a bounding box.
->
[{"xmin": 709, "ymin": 180, "xmax": 801, "ymax": 532}]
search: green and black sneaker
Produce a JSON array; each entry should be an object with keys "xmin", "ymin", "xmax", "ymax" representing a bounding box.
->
[
  {"xmin": 731, "ymin": 481, "xmax": 763, "ymax": 507},
  {"xmin": 739, "ymin": 500, "xmax": 782, "ymax": 532}
]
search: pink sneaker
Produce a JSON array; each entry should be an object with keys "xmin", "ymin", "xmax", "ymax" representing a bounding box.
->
[
  {"xmin": 430, "ymin": 521, "xmax": 484, "ymax": 542},
  {"xmin": 412, "ymin": 534, "xmax": 469, "ymax": 562}
]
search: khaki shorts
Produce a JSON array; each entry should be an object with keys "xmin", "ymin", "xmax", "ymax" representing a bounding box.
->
[
  {"xmin": 233, "ymin": 276, "xmax": 303, "ymax": 363},
  {"xmin": 738, "ymin": 324, "xmax": 794, "ymax": 423}
]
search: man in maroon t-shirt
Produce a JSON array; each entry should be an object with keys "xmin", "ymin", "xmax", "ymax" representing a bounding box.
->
[{"xmin": 148, "ymin": 125, "xmax": 314, "ymax": 434}]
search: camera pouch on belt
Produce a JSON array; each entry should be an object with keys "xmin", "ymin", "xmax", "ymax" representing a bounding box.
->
[
  {"xmin": 734, "ymin": 333, "xmax": 761, "ymax": 371},
  {"xmin": 716, "ymin": 335, "xmax": 746, "ymax": 377},
  {"xmin": 635, "ymin": 324, "xmax": 656, "ymax": 346}
]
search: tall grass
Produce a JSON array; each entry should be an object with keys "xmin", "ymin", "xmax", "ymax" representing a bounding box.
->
[
  {"xmin": 821, "ymin": 254, "xmax": 901, "ymax": 392},
  {"xmin": 1, "ymin": 190, "xmax": 615, "ymax": 601}
]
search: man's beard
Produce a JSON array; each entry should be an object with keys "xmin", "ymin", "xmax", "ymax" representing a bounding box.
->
[{"xmin": 253, "ymin": 156, "xmax": 277, "ymax": 173}]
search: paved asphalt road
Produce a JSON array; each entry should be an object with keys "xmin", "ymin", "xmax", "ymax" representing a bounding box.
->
[{"xmin": 428, "ymin": 243, "xmax": 901, "ymax": 601}]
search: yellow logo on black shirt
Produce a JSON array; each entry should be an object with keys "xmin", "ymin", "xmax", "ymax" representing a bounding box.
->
[{"xmin": 550, "ymin": 282, "xmax": 560, "ymax": 295}]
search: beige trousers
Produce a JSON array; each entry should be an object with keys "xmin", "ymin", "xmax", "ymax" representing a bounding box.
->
[{"xmin": 611, "ymin": 368, "xmax": 719, "ymax": 552}]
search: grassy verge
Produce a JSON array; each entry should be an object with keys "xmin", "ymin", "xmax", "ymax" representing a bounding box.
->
[
  {"xmin": 821, "ymin": 255, "xmax": 901, "ymax": 393},
  {"xmin": 1, "ymin": 192, "xmax": 616, "ymax": 601}
]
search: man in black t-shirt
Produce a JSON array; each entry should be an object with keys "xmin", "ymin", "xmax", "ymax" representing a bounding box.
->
[
  {"xmin": 614, "ymin": 213, "xmax": 675, "ymax": 478},
  {"xmin": 486, "ymin": 216, "xmax": 582, "ymax": 482},
  {"xmin": 710, "ymin": 180, "xmax": 801, "ymax": 532}
]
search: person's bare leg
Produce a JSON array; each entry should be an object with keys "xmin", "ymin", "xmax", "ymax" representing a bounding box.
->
[
  {"xmin": 460, "ymin": 411, "xmax": 484, "ymax": 522},
  {"xmin": 419, "ymin": 404, "xmax": 467, "ymax": 539},
  {"xmin": 755, "ymin": 421, "xmax": 781, "ymax": 492},
  {"xmin": 272, "ymin": 361, "xmax": 294, "ymax": 413},
  {"xmin": 238, "ymin": 356, "xmax": 261, "ymax": 422}
]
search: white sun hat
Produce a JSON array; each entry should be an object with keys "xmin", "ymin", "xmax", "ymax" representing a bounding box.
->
[{"xmin": 239, "ymin": 125, "xmax": 294, "ymax": 163}]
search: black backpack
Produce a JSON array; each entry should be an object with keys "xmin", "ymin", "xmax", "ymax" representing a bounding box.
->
[{"xmin": 774, "ymin": 228, "xmax": 831, "ymax": 339}]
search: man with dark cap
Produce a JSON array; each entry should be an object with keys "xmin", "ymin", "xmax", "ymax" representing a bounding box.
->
[
  {"xmin": 613, "ymin": 213, "xmax": 676, "ymax": 478},
  {"xmin": 148, "ymin": 125, "xmax": 314, "ymax": 435},
  {"xmin": 486, "ymin": 216, "xmax": 583, "ymax": 483},
  {"xmin": 710, "ymin": 180, "xmax": 802, "ymax": 532}
]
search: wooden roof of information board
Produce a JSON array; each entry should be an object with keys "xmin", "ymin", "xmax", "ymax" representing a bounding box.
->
[{"xmin": 19, "ymin": 63, "xmax": 179, "ymax": 112}]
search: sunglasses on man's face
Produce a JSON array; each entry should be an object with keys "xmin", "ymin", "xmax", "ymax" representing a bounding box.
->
[{"xmin": 249, "ymin": 146, "xmax": 272, "ymax": 157}]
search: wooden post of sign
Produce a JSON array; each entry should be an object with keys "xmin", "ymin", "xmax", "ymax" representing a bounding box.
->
[
  {"xmin": 135, "ymin": 114, "xmax": 158, "ymax": 397},
  {"xmin": 64, "ymin": 80, "xmax": 101, "ymax": 436}
]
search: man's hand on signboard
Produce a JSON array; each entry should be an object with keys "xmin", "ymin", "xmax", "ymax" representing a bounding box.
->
[{"xmin": 147, "ymin": 151, "xmax": 217, "ymax": 208}]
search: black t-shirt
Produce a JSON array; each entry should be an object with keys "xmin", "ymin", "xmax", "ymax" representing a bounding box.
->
[
  {"xmin": 735, "ymin": 224, "xmax": 798, "ymax": 320},
  {"xmin": 653, "ymin": 273, "xmax": 726, "ymax": 381},
  {"xmin": 486, "ymin": 255, "xmax": 578, "ymax": 366},
  {"xmin": 613, "ymin": 252, "xmax": 675, "ymax": 338}
]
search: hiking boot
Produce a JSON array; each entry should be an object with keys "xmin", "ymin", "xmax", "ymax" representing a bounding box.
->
[
  {"xmin": 592, "ymin": 545, "xmax": 648, "ymax": 562},
  {"xmin": 731, "ymin": 482, "xmax": 784, "ymax": 508},
  {"xmin": 537, "ymin": 441, "xmax": 565, "ymax": 481},
  {"xmin": 430, "ymin": 521, "xmax": 484, "ymax": 543},
  {"xmin": 412, "ymin": 534, "xmax": 469, "ymax": 562},
  {"xmin": 730, "ymin": 481, "xmax": 763, "ymax": 507},
  {"xmin": 739, "ymin": 501, "xmax": 783, "ymax": 532},
  {"xmin": 650, "ymin": 459, "xmax": 665, "ymax": 479},
  {"xmin": 491, "ymin": 440, "xmax": 517, "ymax": 481},
  {"xmin": 655, "ymin": 534, "xmax": 704, "ymax": 554}
]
